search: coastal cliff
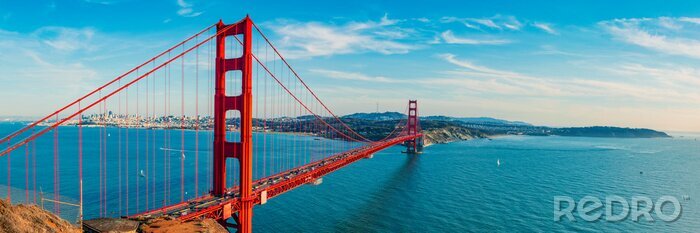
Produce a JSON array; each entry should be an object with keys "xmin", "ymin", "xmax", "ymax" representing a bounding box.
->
[{"xmin": 422, "ymin": 126, "xmax": 489, "ymax": 145}]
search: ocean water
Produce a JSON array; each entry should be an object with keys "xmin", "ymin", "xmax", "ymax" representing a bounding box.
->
[
  {"xmin": 1, "ymin": 122, "xmax": 699, "ymax": 232},
  {"xmin": 251, "ymin": 134, "xmax": 700, "ymax": 232}
]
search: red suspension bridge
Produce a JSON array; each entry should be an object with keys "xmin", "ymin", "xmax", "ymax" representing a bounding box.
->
[{"xmin": 0, "ymin": 16, "xmax": 423, "ymax": 232}]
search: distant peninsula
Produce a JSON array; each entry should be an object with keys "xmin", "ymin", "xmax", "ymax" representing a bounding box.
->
[{"xmin": 341, "ymin": 112, "xmax": 671, "ymax": 144}]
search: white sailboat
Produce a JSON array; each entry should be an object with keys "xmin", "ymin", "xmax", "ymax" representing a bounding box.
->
[
  {"xmin": 139, "ymin": 170, "xmax": 145, "ymax": 177},
  {"xmin": 497, "ymin": 159, "xmax": 501, "ymax": 167}
]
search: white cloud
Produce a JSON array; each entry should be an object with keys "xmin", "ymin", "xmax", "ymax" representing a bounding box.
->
[
  {"xmin": 438, "ymin": 54, "xmax": 514, "ymax": 76},
  {"xmin": 176, "ymin": 0, "xmax": 202, "ymax": 17},
  {"xmin": 503, "ymin": 23, "xmax": 520, "ymax": 30},
  {"xmin": 33, "ymin": 27, "xmax": 96, "ymax": 52},
  {"xmin": 658, "ymin": 17, "xmax": 682, "ymax": 30},
  {"xmin": 472, "ymin": 19, "xmax": 500, "ymax": 29},
  {"xmin": 532, "ymin": 22, "xmax": 558, "ymax": 35},
  {"xmin": 534, "ymin": 45, "xmax": 592, "ymax": 57},
  {"xmin": 435, "ymin": 53, "xmax": 700, "ymax": 103},
  {"xmin": 436, "ymin": 53, "xmax": 569, "ymax": 96},
  {"xmin": 267, "ymin": 15, "xmax": 417, "ymax": 58},
  {"xmin": 600, "ymin": 17, "xmax": 700, "ymax": 59},
  {"xmin": 345, "ymin": 13, "xmax": 400, "ymax": 31},
  {"xmin": 612, "ymin": 63, "xmax": 700, "ymax": 89},
  {"xmin": 440, "ymin": 15, "xmax": 523, "ymax": 31},
  {"xmin": 440, "ymin": 15, "xmax": 561, "ymax": 36},
  {"xmin": 309, "ymin": 69, "xmax": 401, "ymax": 83},
  {"xmin": 414, "ymin": 17, "xmax": 430, "ymax": 23},
  {"xmin": 440, "ymin": 30, "xmax": 511, "ymax": 45},
  {"xmin": 678, "ymin": 17, "xmax": 700, "ymax": 25},
  {"xmin": 379, "ymin": 13, "xmax": 399, "ymax": 26},
  {"xmin": 500, "ymin": 16, "xmax": 523, "ymax": 30}
]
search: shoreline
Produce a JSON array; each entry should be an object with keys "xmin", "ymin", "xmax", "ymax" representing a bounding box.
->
[{"xmin": 43, "ymin": 124, "xmax": 322, "ymax": 137}]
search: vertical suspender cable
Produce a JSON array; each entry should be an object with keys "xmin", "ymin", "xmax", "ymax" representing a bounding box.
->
[
  {"xmin": 125, "ymin": 85, "xmax": 129, "ymax": 215},
  {"xmin": 136, "ymin": 70, "xmax": 140, "ymax": 212},
  {"xmin": 118, "ymin": 79, "xmax": 122, "ymax": 216},
  {"xmin": 180, "ymin": 44, "xmax": 185, "ymax": 202},
  {"xmin": 195, "ymin": 35, "xmax": 200, "ymax": 198},
  {"xmin": 145, "ymin": 61, "xmax": 150, "ymax": 211},
  {"xmin": 78, "ymin": 101, "xmax": 83, "ymax": 224},
  {"xmin": 32, "ymin": 140, "xmax": 36, "ymax": 204}
]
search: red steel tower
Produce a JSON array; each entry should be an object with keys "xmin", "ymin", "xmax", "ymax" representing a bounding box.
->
[
  {"xmin": 405, "ymin": 100, "xmax": 423, "ymax": 154},
  {"xmin": 213, "ymin": 16, "xmax": 254, "ymax": 233}
]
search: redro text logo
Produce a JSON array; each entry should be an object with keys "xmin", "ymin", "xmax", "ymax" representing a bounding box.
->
[{"xmin": 554, "ymin": 195, "xmax": 682, "ymax": 222}]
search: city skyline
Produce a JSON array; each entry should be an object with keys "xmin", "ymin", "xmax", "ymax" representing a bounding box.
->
[{"xmin": 1, "ymin": 1, "xmax": 700, "ymax": 132}]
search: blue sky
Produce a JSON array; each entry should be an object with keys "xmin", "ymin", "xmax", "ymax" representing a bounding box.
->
[{"xmin": 1, "ymin": 0, "xmax": 700, "ymax": 131}]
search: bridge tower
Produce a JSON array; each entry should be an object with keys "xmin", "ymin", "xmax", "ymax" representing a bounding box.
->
[
  {"xmin": 404, "ymin": 100, "xmax": 423, "ymax": 154},
  {"xmin": 213, "ymin": 16, "xmax": 254, "ymax": 233}
]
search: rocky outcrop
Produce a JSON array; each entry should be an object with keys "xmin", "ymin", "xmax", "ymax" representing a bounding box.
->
[
  {"xmin": 423, "ymin": 126, "xmax": 489, "ymax": 145},
  {"xmin": 0, "ymin": 199, "xmax": 81, "ymax": 233}
]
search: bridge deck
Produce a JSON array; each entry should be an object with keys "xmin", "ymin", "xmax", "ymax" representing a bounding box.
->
[{"xmin": 129, "ymin": 134, "xmax": 421, "ymax": 222}]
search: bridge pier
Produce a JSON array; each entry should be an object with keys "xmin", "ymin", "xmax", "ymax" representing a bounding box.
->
[{"xmin": 404, "ymin": 138, "xmax": 424, "ymax": 154}]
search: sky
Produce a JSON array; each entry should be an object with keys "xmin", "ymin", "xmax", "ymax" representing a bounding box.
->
[{"xmin": 1, "ymin": 0, "xmax": 700, "ymax": 132}]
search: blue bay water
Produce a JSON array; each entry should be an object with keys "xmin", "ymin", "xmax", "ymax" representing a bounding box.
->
[
  {"xmin": 251, "ymin": 134, "xmax": 700, "ymax": 232},
  {"xmin": 1, "ymin": 122, "xmax": 699, "ymax": 232}
]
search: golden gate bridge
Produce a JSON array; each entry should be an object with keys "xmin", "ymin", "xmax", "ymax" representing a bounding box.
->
[{"xmin": 0, "ymin": 16, "xmax": 423, "ymax": 232}]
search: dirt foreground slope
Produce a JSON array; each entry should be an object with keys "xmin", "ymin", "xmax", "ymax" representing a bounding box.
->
[{"xmin": 0, "ymin": 199, "xmax": 81, "ymax": 233}]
